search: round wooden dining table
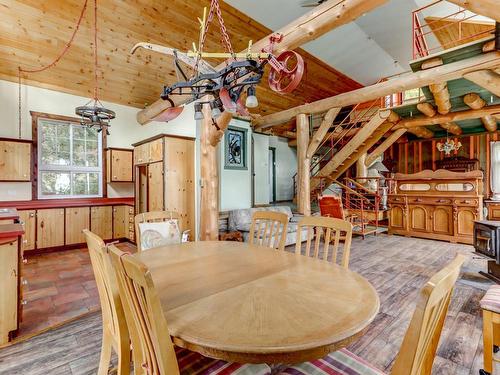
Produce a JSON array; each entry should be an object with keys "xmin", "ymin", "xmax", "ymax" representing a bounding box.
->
[{"xmin": 134, "ymin": 241, "xmax": 380, "ymax": 364}]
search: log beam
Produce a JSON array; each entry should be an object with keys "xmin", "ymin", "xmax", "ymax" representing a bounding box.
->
[
  {"xmin": 445, "ymin": 0, "xmax": 500, "ymax": 22},
  {"xmin": 253, "ymin": 52, "xmax": 500, "ymax": 129},
  {"xmin": 306, "ymin": 108, "xmax": 341, "ymax": 159},
  {"xmin": 365, "ymin": 128, "xmax": 407, "ymax": 166},
  {"xmin": 463, "ymin": 92, "xmax": 498, "ymax": 132},
  {"xmin": 439, "ymin": 122, "xmax": 462, "ymax": 135},
  {"xmin": 296, "ymin": 114, "xmax": 311, "ymax": 216},
  {"xmin": 200, "ymin": 103, "xmax": 219, "ymax": 241},
  {"xmin": 136, "ymin": 0, "xmax": 389, "ymax": 125},
  {"xmin": 395, "ymin": 104, "xmax": 500, "ymax": 128},
  {"xmin": 429, "ymin": 82, "xmax": 451, "ymax": 114},
  {"xmin": 464, "ymin": 70, "xmax": 500, "ymax": 97}
]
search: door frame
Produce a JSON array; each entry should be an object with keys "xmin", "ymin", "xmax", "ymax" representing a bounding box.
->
[{"xmin": 269, "ymin": 147, "xmax": 276, "ymax": 203}]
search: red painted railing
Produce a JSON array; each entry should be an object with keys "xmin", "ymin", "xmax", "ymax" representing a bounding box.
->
[{"xmin": 412, "ymin": 0, "xmax": 495, "ymax": 59}]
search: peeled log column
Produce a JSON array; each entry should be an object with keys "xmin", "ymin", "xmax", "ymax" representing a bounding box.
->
[
  {"xmin": 296, "ymin": 114, "xmax": 311, "ymax": 216},
  {"xmin": 463, "ymin": 92, "xmax": 498, "ymax": 132},
  {"xmin": 440, "ymin": 122, "xmax": 462, "ymax": 135},
  {"xmin": 429, "ymin": 83, "xmax": 451, "ymax": 114},
  {"xmin": 200, "ymin": 103, "xmax": 219, "ymax": 241},
  {"xmin": 416, "ymin": 102, "xmax": 436, "ymax": 117},
  {"xmin": 209, "ymin": 112, "xmax": 233, "ymax": 147}
]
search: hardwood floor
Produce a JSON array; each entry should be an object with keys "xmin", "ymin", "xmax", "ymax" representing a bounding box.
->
[
  {"xmin": 18, "ymin": 242, "xmax": 136, "ymax": 340},
  {"xmin": 0, "ymin": 234, "xmax": 496, "ymax": 374}
]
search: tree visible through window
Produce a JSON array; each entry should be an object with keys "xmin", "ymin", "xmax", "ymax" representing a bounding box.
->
[{"xmin": 38, "ymin": 118, "xmax": 102, "ymax": 198}]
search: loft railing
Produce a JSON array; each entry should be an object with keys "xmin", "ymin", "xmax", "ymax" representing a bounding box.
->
[{"xmin": 412, "ymin": 0, "xmax": 495, "ymax": 59}]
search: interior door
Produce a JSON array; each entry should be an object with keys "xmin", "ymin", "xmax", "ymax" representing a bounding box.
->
[
  {"xmin": 252, "ymin": 134, "xmax": 269, "ymax": 205},
  {"xmin": 148, "ymin": 161, "xmax": 164, "ymax": 212}
]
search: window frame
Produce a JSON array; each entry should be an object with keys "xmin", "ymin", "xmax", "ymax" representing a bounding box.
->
[{"xmin": 31, "ymin": 111, "xmax": 107, "ymax": 200}]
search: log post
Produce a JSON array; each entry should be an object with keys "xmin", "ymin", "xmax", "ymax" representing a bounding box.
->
[
  {"xmin": 356, "ymin": 153, "xmax": 368, "ymax": 177},
  {"xmin": 200, "ymin": 103, "xmax": 219, "ymax": 241},
  {"xmin": 296, "ymin": 113, "xmax": 311, "ymax": 216}
]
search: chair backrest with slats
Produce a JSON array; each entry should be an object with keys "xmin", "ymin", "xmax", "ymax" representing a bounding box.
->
[
  {"xmin": 318, "ymin": 195, "xmax": 346, "ymax": 220},
  {"xmin": 249, "ymin": 211, "xmax": 289, "ymax": 251},
  {"xmin": 108, "ymin": 244, "xmax": 180, "ymax": 375},
  {"xmin": 135, "ymin": 211, "xmax": 181, "ymax": 252},
  {"xmin": 391, "ymin": 255, "xmax": 466, "ymax": 375},
  {"xmin": 295, "ymin": 216, "xmax": 353, "ymax": 269},
  {"xmin": 83, "ymin": 230, "xmax": 129, "ymax": 349}
]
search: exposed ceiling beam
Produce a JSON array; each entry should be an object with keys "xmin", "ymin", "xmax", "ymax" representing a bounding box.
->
[
  {"xmin": 445, "ymin": 0, "xmax": 500, "ymax": 22},
  {"xmin": 394, "ymin": 104, "xmax": 500, "ymax": 128},
  {"xmin": 253, "ymin": 51, "xmax": 500, "ymax": 129},
  {"xmin": 136, "ymin": 0, "xmax": 390, "ymax": 125},
  {"xmin": 464, "ymin": 69, "xmax": 500, "ymax": 97},
  {"xmin": 463, "ymin": 92, "xmax": 498, "ymax": 131}
]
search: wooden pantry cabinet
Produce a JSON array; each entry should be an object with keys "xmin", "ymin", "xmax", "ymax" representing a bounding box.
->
[
  {"xmin": 106, "ymin": 148, "xmax": 133, "ymax": 182},
  {"xmin": 0, "ymin": 139, "xmax": 32, "ymax": 181},
  {"xmin": 388, "ymin": 169, "xmax": 483, "ymax": 245},
  {"xmin": 133, "ymin": 135, "xmax": 195, "ymax": 236}
]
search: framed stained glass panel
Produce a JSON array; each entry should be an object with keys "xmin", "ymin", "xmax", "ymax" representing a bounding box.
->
[{"xmin": 224, "ymin": 126, "xmax": 247, "ymax": 170}]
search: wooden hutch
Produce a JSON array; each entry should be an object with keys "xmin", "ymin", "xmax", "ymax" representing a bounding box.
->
[{"xmin": 388, "ymin": 169, "xmax": 483, "ymax": 245}]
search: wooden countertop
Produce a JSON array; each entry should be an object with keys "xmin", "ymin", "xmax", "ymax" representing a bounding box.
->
[
  {"xmin": 0, "ymin": 208, "xmax": 19, "ymax": 221},
  {"xmin": 0, "ymin": 197, "xmax": 134, "ymax": 210},
  {"xmin": 0, "ymin": 224, "xmax": 24, "ymax": 245}
]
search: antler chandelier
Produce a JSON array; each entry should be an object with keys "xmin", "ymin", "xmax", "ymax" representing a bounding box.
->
[{"xmin": 436, "ymin": 135, "xmax": 462, "ymax": 156}]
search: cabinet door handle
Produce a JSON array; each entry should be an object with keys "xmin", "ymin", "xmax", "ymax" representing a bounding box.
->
[
  {"xmin": 436, "ymin": 199, "xmax": 446, "ymax": 203},
  {"xmin": 29, "ymin": 212, "xmax": 34, "ymax": 217},
  {"xmin": 415, "ymin": 198, "xmax": 422, "ymax": 202},
  {"xmin": 462, "ymin": 200, "xmax": 471, "ymax": 204}
]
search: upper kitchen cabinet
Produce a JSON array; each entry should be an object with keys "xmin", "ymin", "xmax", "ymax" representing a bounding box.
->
[
  {"xmin": 0, "ymin": 139, "xmax": 32, "ymax": 181},
  {"xmin": 106, "ymin": 148, "xmax": 133, "ymax": 182}
]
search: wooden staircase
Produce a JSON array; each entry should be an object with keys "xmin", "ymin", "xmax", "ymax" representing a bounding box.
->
[{"xmin": 311, "ymin": 109, "xmax": 393, "ymax": 190}]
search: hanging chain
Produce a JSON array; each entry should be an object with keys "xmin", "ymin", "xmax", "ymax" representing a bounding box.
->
[
  {"xmin": 17, "ymin": 0, "xmax": 89, "ymax": 137},
  {"xmin": 93, "ymin": 0, "xmax": 98, "ymax": 101},
  {"xmin": 193, "ymin": 0, "xmax": 234, "ymax": 76}
]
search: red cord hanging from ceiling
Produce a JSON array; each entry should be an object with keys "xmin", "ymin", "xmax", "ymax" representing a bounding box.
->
[{"xmin": 17, "ymin": 0, "xmax": 90, "ymax": 138}]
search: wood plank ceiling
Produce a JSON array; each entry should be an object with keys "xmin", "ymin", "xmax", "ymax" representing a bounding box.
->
[
  {"xmin": 425, "ymin": 17, "xmax": 495, "ymax": 51},
  {"xmin": 0, "ymin": 0, "xmax": 362, "ymax": 116}
]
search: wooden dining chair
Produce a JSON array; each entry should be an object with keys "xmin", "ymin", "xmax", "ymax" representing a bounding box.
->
[
  {"xmin": 83, "ymin": 230, "xmax": 130, "ymax": 375},
  {"xmin": 107, "ymin": 244, "xmax": 271, "ymax": 375},
  {"xmin": 135, "ymin": 210, "xmax": 181, "ymax": 251},
  {"xmin": 295, "ymin": 216, "xmax": 353, "ymax": 269},
  {"xmin": 249, "ymin": 211, "xmax": 289, "ymax": 251},
  {"xmin": 280, "ymin": 254, "xmax": 466, "ymax": 375}
]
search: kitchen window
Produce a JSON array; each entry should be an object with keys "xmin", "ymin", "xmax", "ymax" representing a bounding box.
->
[{"xmin": 37, "ymin": 117, "xmax": 103, "ymax": 199}]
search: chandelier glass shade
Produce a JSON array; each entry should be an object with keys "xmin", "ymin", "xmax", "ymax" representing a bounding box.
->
[{"xmin": 436, "ymin": 137, "xmax": 462, "ymax": 156}]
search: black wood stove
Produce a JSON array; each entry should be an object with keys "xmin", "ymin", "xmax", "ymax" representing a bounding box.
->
[{"xmin": 474, "ymin": 220, "xmax": 500, "ymax": 282}]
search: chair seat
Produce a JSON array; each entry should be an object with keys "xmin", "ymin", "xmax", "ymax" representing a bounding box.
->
[
  {"xmin": 480, "ymin": 285, "xmax": 500, "ymax": 313},
  {"xmin": 278, "ymin": 349, "xmax": 386, "ymax": 375},
  {"xmin": 176, "ymin": 347, "xmax": 271, "ymax": 375}
]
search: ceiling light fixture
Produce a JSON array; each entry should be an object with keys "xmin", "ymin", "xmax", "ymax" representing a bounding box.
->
[{"xmin": 75, "ymin": 0, "xmax": 115, "ymax": 134}]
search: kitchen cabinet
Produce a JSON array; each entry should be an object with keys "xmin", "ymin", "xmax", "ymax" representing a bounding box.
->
[
  {"xmin": 113, "ymin": 205, "xmax": 128, "ymax": 239},
  {"xmin": 148, "ymin": 162, "xmax": 164, "ymax": 212},
  {"xmin": 65, "ymin": 207, "xmax": 90, "ymax": 245},
  {"xmin": 133, "ymin": 135, "xmax": 195, "ymax": 237},
  {"xmin": 91, "ymin": 206, "xmax": 113, "ymax": 240},
  {"xmin": 107, "ymin": 148, "xmax": 133, "ymax": 182},
  {"xmin": 0, "ymin": 239, "xmax": 19, "ymax": 344},
  {"xmin": 0, "ymin": 139, "xmax": 31, "ymax": 181},
  {"xmin": 18, "ymin": 210, "xmax": 36, "ymax": 252},
  {"xmin": 36, "ymin": 208, "xmax": 65, "ymax": 248}
]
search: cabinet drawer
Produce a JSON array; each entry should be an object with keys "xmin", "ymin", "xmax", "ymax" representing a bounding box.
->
[
  {"xmin": 388, "ymin": 196, "xmax": 406, "ymax": 204},
  {"xmin": 454, "ymin": 198, "xmax": 478, "ymax": 206}
]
